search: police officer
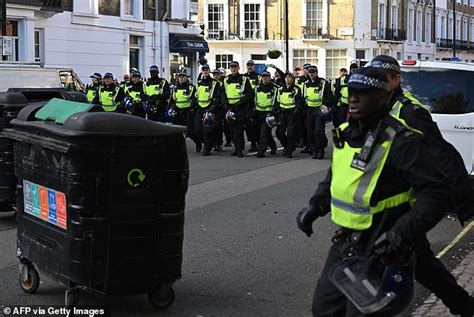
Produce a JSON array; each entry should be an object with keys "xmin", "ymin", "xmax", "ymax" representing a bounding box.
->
[
  {"xmin": 254, "ymin": 71, "xmax": 278, "ymax": 158},
  {"xmin": 86, "ymin": 73, "xmax": 102, "ymax": 102},
  {"xmin": 212, "ymin": 68, "xmax": 227, "ymax": 151},
  {"xmin": 275, "ymin": 72, "xmax": 303, "ymax": 158},
  {"xmin": 369, "ymin": 55, "xmax": 474, "ymax": 316},
  {"xmin": 303, "ymin": 65, "xmax": 333, "ymax": 159},
  {"xmin": 169, "ymin": 71, "xmax": 198, "ymax": 148},
  {"xmin": 296, "ymin": 67, "xmax": 453, "ymax": 316},
  {"xmin": 243, "ymin": 60, "xmax": 261, "ymax": 152},
  {"xmin": 92, "ymin": 72, "xmax": 126, "ymax": 112},
  {"xmin": 332, "ymin": 67, "xmax": 349, "ymax": 127},
  {"xmin": 124, "ymin": 71, "xmax": 146, "ymax": 117},
  {"xmin": 195, "ymin": 64, "xmax": 225, "ymax": 156},
  {"xmin": 295, "ymin": 66, "xmax": 309, "ymax": 150},
  {"xmin": 143, "ymin": 65, "xmax": 171, "ymax": 122},
  {"xmin": 224, "ymin": 61, "xmax": 253, "ymax": 157}
]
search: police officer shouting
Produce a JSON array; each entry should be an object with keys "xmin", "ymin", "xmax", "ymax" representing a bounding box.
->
[
  {"xmin": 169, "ymin": 71, "xmax": 198, "ymax": 148},
  {"xmin": 369, "ymin": 55, "xmax": 474, "ymax": 316},
  {"xmin": 195, "ymin": 64, "xmax": 226, "ymax": 156},
  {"xmin": 224, "ymin": 61, "xmax": 253, "ymax": 157},
  {"xmin": 143, "ymin": 65, "xmax": 171, "ymax": 122},
  {"xmin": 254, "ymin": 71, "xmax": 278, "ymax": 158},
  {"xmin": 303, "ymin": 65, "xmax": 333, "ymax": 159},
  {"xmin": 275, "ymin": 72, "xmax": 303, "ymax": 158},
  {"xmin": 86, "ymin": 73, "xmax": 102, "ymax": 102},
  {"xmin": 296, "ymin": 67, "xmax": 453, "ymax": 316},
  {"xmin": 92, "ymin": 72, "xmax": 126, "ymax": 112}
]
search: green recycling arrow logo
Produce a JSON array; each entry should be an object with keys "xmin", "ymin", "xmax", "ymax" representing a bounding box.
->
[{"xmin": 127, "ymin": 168, "xmax": 146, "ymax": 187}]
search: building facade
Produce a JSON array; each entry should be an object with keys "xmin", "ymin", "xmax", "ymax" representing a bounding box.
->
[
  {"xmin": 435, "ymin": 0, "xmax": 474, "ymax": 62},
  {"xmin": 199, "ymin": 0, "xmax": 439, "ymax": 80},
  {"xmin": 0, "ymin": 0, "xmax": 208, "ymax": 82}
]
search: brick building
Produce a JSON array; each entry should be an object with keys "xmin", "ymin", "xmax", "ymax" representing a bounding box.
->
[
  {"xmin": 0, "ymin": 0, "xmax": 207, "ymax": 82},
  {"xmin": 199, "ymin": 0, "xmax": 441, "ymax": 79}
]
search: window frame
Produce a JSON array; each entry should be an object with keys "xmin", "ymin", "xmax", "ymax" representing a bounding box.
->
[
  {"xmin": 204, "ymin": 0, "xmax": 228, "ymax": 40},
  {"xmin": 215, "ymin": 54, "xmax": 234, "ymax": 69},
  {"xmin": 292, "ymin": 49, "xmax": 318, "ymax": 71},
  {"xmin": 240, "ymin": 0, "xmax": 265, "ymax": 40},
  {"xmin": 325, "ymin": 49, "xmax": 347, "ymax": 81},
  {"xmin": 121, "ymin": 0, "xmax": 143, "ymax": 20}
]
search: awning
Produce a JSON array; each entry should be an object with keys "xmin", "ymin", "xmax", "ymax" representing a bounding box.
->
[{"xmin": 169, "ymin": 34, "xmax": 209, "ymax": 53}]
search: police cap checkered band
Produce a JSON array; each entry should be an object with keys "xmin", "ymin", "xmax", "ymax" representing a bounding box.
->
[
  {"xmin": 348, "ymin": 68, "xmax": 388, "ymax": 90},
  {"xmin": 370, "ymin": 60, "xmax": 401, "ymax": 73}
]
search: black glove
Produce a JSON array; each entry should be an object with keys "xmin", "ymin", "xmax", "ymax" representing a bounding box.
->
[
  {"xmin": 296, "ymin": 205, "xmax": 321, "ymax": 237},
  {"xmin": 373, "ymin": 231, "xmax": 403, "ymax": 255}
]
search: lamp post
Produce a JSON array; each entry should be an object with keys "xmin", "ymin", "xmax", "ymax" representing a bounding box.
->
[
  {"xmin": 452, "ymin": 0, "xmax": 456, "ymax": 58},
  {"xmin": 1, "ymin": 0, "xmax": 6, "ymax": 61},
  {"xmin": 284, "ymin": 0, "xmax": 289, "ymax": 71}
]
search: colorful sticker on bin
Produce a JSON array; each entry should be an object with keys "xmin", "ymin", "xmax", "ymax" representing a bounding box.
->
[{"xmin": 23, "ymin": 180, "xmax": 67, "ymax": 230}]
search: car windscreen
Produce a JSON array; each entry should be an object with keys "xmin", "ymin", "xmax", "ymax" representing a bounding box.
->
[{"xmin": 401, "ymin": 67, "xmax": 474, "ymax": 114}]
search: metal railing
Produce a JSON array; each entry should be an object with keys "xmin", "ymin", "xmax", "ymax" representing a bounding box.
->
[
  {"xmin": 436, "ymin": 38, "xmax": 474, "ymax": 51},
  {"xmin": 302, "ymin": 26, "xmax": 323, "ymax": 39},
  {"xmin": 375, "ymin": 28, "xmax": 406, "ymax": 41}
]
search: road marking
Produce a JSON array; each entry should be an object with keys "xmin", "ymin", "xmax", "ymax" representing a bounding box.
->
[
  {"xmin": 436, "ymin": 220, "xmax": 474, "ymax": 259},
  {"xmin": 246, "ymin": 147, "xmax": 284, "ymax": 156}
]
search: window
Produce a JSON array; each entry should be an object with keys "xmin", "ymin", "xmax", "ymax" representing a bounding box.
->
[
  {"xmin": 129, "ymin": 35, "xmax": 143, "ymax": 73},
  {"xmin": 396, "ymin": 52, "xmax": 402, "ymax": 60},
  {"xmin": 122, "ymin": 0, "xmax": 142, "ymax": 19},
  {"xmin": 189, "ymin": 1, "xmax": 199, "ymax": 21},
  {"xmin": 0, "ymin": 20, "xmax": 19, "ymax": 62},
  {"xmin": 456, "ymin": 17, "xmax": 461, "ymax": 40},
  {"xmin": 34, "ymin": 29, "xmax": 44, "ymax": 64},
  {"xmin": 425, "ymin": 12, "xmax": 431, "ymax": 44},
  {"xmin": 325, "ymin": 49, "xmax": 346, "ymax": 80},
  {"xmin": 124, "ymin": 0, "xmax": 134, "ymax": 15},
  {"xmin": 293, "ymin": 49, "xmax": 318, "ymax": 69},
  {"xmin": 306, "ymin": 0, "xmax": 323, "ymax": 29},
  {"xmin": 73, "ymin": 0, "xmax": 98, "ymax": 15},
  {"xmin": 251, "ymin": 54, "xmax": 267, "ymax": 60},
  {"xmin": 471, "ymin": 19, "xmax": 474, "ymax": 42},
  {"xmin": 463, "ymin": 18, "xmax": 468, "ymax": 41},
  {"xmin": 243, "ymin": 3, "xmax": 261, "ymax": 39},
  {"xmin": 416, "ymin": 10, "xmax": 422, "ymax": 43},
  {"xmin": 448, "ymin": 15, "xmax": 453, "ymax": 39},
  {"xmin": 391, "ymin": 5, "xmax": 398, "ymax": 30},
  {"xmin": 372, "ymin": 49, "xmax": 378, "ymax": 57},
  {"xmin": 408, "ymin": 9, "xmax": 414, "ymax": 42},
  {"xmin": 441, "ymin": 16, "xmax": 446, "ymax": 39},
  {"xmin": 207, "ymin": 4, "xmax": 225, "ymax": 40},
  {"xmin": 216, "ymin": 54, "xmax": 233, "ymax": 69},
  {"xmin": 378, "ymin": 3, "xmax": 386, "ymax": 30},
  {"xmin": 355, "ymin": 50, "xmax": 365, "ymax": 59},
  {"xmin": 381, "ymin": 49, "xmax": 389, "ymax": 56}
]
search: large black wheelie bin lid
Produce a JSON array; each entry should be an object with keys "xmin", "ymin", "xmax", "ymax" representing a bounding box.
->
[{"xmin": 3, "ymin": 98, "xmax": 186, "ymax": 139}]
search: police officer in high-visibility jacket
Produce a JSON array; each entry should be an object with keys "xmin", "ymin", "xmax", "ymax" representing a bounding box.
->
[
  {"xmin": 91, "ymin": 72, "xmax": 126, "ymax": 112},
  {"xmin": 169, "ymin": 71, "xmax": 198, "ymax": 148},
  {"xmin": 195, "ymin": 64, "xmax": 226, "ymax": 156},
  {"xmin": 224, "ymin": 61, "xmax": 253, "ymax": 157},
  {"xmin": 369, "ymin": 55, "xmax": 474, "ymax": 316},
  {"xmin": 295, "ymin": 65, "xmax": 309, "ymax": 150},
  {"xmin": 296, "ymin": 67, "xmax": 452, "ymax": 316},
  {"xmin": 86, "ymin": 72, "xmax": 102, "ymax": 102},
  {"xmin": 275, "ymin": 72, "xmax": 304, "ymax": 158},
  {"xmin": 143, "ymin": 65, "xmax": 171, "ymax": 122},
  {"xmin": 243, "ymin": 60, "xmax": 262, "ymax": 153},
  {"xmin": 124, "ymin": 71, "xmax": 146, "ymax": 117},
  {"xmin": 303, "ymin": 65, "xmax": 333, "ymax": 159},
  {"xmin": 332, "ymin": 67, "xmax": 349, "ymax": 127},
  {"xmin": 254, "ymin": 71, "xmax": 278, "ymax": 158},
  {"xmin": 212, "ymin": 68, "xmax": 229, "ymax": 151}
]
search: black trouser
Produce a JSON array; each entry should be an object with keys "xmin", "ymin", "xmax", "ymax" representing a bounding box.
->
[
  {"xmin": 229, "ymin": 106, "xmax": 246, "ymax": 153},
  {"xmin": 257, "ymin": 111, "xmax": 277, "ymax": 153},
  {"xmin": 214, "ymin": 108, "xmax": 226, "ymax": 147},
  {"xmin": 245, "ymin": 111, "xmax": 259, "ymax": 145},
  {"xmin": 224, "ymin": 120, "xmax": 233, "ymax": 144},
  {"xmin": 333, "ymin": 103, "xmax": 349, "ymax": 127},
  {"xmin": 194, "ymin": 107, "xmax": 216, "ymax": 152},
  {"xmin": 295, "ymin": 107, "xmax": 307, "ymax": 147},
  {"xmin": 313, "ymin": 232, "xmax": 472, "ymax": 316},
  {"xmin": 305, "ymin": 107, "xmax": 328, "ymax": 152},
  {"xmin": 173, "ymin": 108, "xmax": 198, "ymax": 145},
  {"xmin": 275, "ymin": 109, "xmax": 297, "ymax": 153}
]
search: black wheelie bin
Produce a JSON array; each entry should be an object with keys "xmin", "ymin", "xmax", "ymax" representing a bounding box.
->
[{"xmin": 2, "ymin": 99, "xmax": 189, "ymax": 309}]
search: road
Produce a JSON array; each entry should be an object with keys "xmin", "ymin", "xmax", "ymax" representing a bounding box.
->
[{"xmin": 0, "ymin": 137, "xmax": 472, "ymax": 317}]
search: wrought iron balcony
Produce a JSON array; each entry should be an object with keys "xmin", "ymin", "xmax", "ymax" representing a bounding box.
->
[
  {"xmin": 437, "ymin": 38, "xmax": 474, "ymax": 51},
  {"xmin": 302, "ymin": 26, "xmax": 323, "ymax": 39},
  {"xmin": 375, "ymin": 28, "xmax": 406, "ymax": 42}
]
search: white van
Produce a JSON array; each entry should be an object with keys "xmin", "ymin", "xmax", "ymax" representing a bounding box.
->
[
  {"xmin": 0, "ymin": 62, "xmax": 84, "ymax": 92},
  {"xmin": 400, "ymin": 60, "xmax": 474, "ymax": 177}
]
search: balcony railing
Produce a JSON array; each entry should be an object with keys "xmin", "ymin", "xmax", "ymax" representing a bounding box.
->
[
  {"xmin": 436, "ymin": 38, "xmax": 474, "ymax": 51},
  {"xmin": 206, "ymin": 30, "xmax": 263, "ymax": 41},
  {"xmin": 375, "ymin": 28, "xmax": 406, "ymax": 42},
  {"xmin": 302, "ymin": 26, "xmax": 323, "ymax": 39}
]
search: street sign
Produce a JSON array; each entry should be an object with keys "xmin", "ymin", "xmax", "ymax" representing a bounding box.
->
[{"xmin": 2, "ymin": 36, "xmax": 12, "ymax": 56}]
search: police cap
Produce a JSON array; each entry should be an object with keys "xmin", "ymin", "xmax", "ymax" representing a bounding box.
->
[
  {"xmin": 103, "ymin": 72, "xmax": 114, "ymax": 79},
  {"xmin": 229, "ymin": 61, "xmax": 239, "ymax": 67},
  {"xmin": 347, "ymin": 67, "xmax": 388, "ymax": 91},
  {"xmin": 370, "ymin": 55, "xmax": 401, "ymax": 74},
  {"xmin": 89, "ymin": 72, "xmax": 102, "ymax": 79}
]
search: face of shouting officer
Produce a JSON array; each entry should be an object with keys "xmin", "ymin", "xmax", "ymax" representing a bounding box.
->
[
  {"xmin": 178, "ymin": 74, "xmax": 188, "ymax": 84},
  {"xmin": 247, "ymin": 63, "xmax": 255, "ymax": 74},
  {"xmin": 131, "ymin": 73, "xmax": 141, "ymax": 84},
  {"xmin": 262, "ymin": 73, "xmax": 271, "ymax": 84},
  {"xmin": 104, "ymin": 75, "xmax": 114, "ymax": 86}
]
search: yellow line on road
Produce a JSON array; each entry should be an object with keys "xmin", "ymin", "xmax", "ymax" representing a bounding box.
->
[{"xmin": 436, "ymin": 220, "xmax": 474, "ymax": 259}]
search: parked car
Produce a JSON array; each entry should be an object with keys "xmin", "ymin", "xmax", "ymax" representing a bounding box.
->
[{"xmin": 400, "ymin": 60, "xmax": 474, "ymax": 178}]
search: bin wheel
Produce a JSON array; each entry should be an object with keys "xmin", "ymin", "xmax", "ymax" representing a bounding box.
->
[
  {"xmin": 148, "ymin": 285, "xmax": 175, "ymax": 309},
  {"xmin": 65, "ymin": 289, "xmax": 79, "ymax": 308},
  {"xmin": 19, "ymin": 266, "xmax": 40, "ymax": 294}
]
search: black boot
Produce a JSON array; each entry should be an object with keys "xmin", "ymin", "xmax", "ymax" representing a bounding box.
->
[
  {"xmin": 249, "ymin": 142, "xmax": 258, "ymax": 152},
  {"xmin": 256, "ymin": 152, "xmax": 265, "ymax": 158},
  {"xmin": 317, "ymin": 149, "xmax": 325, "ymax": 160},
  {"xmin": 224, "ymin": 141, "xmax": 232, "ymax": 147},
  {"xmin": 230, "ymin": 151, "xmax": 237, "ymax": 156},
  {"xmin": 286, "ymin": 151, "xmax": 293, "ymax": 158},
  {"xmin": 270, "ymin": 148, "xmax": 277, "ymax": 155},
  {"xmin": 237, "ymin": 151, "xmax": 244, "ymax": 157},
  {"xmin": 196, "ymin": 143, "xmax": 202, "ymax": 153},
  {"xmin": 202, "ymin": 150, "xmax": 211, "ymax": 156},
  {"xmin": 282, "ymin": 148, "xmax": 287, "ymax": 156},
  {"xmin": 300, "ymin": 147, "xmax": 310, "ymax": 154}
]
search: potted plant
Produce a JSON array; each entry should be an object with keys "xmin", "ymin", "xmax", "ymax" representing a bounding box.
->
[{"xmin": 267, "ymin": 49, "xmax": 282, "ymax": 59}]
